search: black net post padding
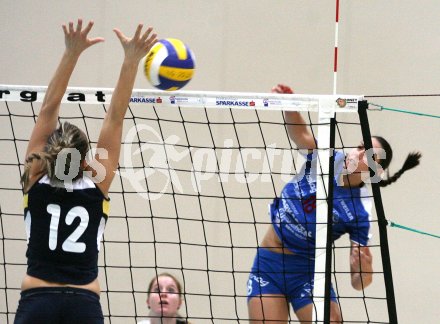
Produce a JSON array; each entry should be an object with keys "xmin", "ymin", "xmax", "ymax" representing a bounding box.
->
[
  {"xmin": 358, "ymin": 100, "xmax": 398, "ymax": 324},
  {"xmin": 323, "ymin": 117, "xmax": 336, "ymax": 324}
]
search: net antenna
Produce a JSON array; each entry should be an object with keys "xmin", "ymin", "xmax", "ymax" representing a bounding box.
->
[
  {"xmin": 333, "ymin": 0, "xmax": 340, "ymax": 95},
  {"xmin": 0, "ymin": 85, "xmax": 395, "ymax": 323}
]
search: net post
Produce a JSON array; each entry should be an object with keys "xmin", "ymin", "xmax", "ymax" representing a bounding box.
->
[
  {"xmin": 323, "ymin": 117, "xmax": 336, "ymax": 324},
  {"xmin": 358, "ymin": 100, "xmax": 399, "ymax": 324},
  {"xmin": 313, "ymin": 97, "xmax": 336, "ymax": 323}
]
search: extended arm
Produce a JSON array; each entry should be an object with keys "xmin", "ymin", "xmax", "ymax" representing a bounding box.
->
[
  {"xmin": 272, "ymin": 84, "xmax": 316, "ymax": 150},
  {"xmin": 94, "ymin": 24, "xmax": 157, "ymax": 196},
  {"xmin": 350, "ymin": 242, "xmax": 373, "ymax": 290},
  {"xmin": 25, "ymin": 19, "xmax": 104, "ymax": 158}
]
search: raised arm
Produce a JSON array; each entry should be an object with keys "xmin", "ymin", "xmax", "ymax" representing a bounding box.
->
[
  {"xmin": 350, "ymin": 242, "xmax": 373, "ymax": 290},
  {"xmin": 25, "ymin": 19, "xmax": 104, "ymax": 159},
  {"xmin": 272, "ymin": 84, "xmax": 316, "ymax": 150},
  {"xmin": 94, "ymin": 24, "xmax": 157, "ymax": 196}
]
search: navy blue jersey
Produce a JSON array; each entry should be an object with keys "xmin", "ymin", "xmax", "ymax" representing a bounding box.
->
[
  {"xmin": 23, "ymin": 175, "xmax": 109, "ymax": 285},
  {"xmin": 271, "ymin": 151, "xmax": 372, "ymax": 259}
]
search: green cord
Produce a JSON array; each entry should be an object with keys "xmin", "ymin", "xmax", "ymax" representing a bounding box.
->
[
  {"xmin": 367, "ymin": 103, "xmax": 439, "ymax": 238},
  {"xmin": 369, "ymin": 103, "xmax": 440, "ymax": 119},
  {"xmin": 389, "ymin": 221, "xmax": 440, "ymax": 239}
]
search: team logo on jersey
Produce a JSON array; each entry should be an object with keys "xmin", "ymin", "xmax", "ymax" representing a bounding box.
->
[{"xmin": 248, "ymin": 274, "xmax": 270, "ymax": 296}]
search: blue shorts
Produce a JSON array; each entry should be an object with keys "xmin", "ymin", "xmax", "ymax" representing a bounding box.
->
[
  {"xmin": 247, "ymin": 248, "xmax": 337, "ymax": 312},
  {"xmin": 14, "ymin": 287, "xmax": 104, "ymax": 324}
]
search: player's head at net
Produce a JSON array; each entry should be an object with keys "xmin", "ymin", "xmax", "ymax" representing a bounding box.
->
[
  {"xmin": 146, "ymin": 272, "xmax": 190, "ymax": 324},
  {"xmin": 21, "ymin": 121, "xmax": 89, "ymax": 188},
  {"xmin": 344, "ymin": 135, "xmax": 421, "ymax": 188}
]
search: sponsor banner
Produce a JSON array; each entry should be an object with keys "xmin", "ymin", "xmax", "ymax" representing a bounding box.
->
[{"xmin": 0, "ymin": 86, "xmax": 362, "ymax": 112}]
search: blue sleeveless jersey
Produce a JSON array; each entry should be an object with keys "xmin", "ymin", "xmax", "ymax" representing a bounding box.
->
[
  {"xmin": 23, "ymin": 175, "xmax": 109, "ymax": 285},
  {"xmin": 270, "ymin": 151, "xmax": 372, "ymax": 259}
]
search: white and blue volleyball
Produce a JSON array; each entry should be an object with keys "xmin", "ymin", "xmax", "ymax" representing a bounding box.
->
[{"xmin": 143, "ymin": 38, "xmax": 195, "ymax": 91}]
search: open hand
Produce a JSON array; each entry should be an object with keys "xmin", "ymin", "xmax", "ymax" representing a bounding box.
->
[
  {"xmin": 62, "ymin": 19, "xmax": 104, "ymax": 56},
  {"xmin": 113, "ymin": 24, "xmax": 157, "ymax": 63},
  {"xmin": 271, "ymin": 84, "xmax": 294, "ymax": 94}
]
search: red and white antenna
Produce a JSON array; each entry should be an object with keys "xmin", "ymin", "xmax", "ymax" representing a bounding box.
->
[{"xmin": 333, "ymin": 0, "xmax": 340, "ymax": 94}]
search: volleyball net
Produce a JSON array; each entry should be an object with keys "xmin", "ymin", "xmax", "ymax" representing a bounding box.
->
[{"xmin": 0, "ymin": 85, "xmax": 396, "ymax": 323}]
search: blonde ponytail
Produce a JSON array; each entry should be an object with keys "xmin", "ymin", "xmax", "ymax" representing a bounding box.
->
[{"xmin": 21, "ymin": 122, "xmax": 89, "ymax": 189}]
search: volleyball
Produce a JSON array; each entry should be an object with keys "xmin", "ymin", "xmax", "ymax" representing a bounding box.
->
[{"xmin": 143, "ymin": 38, "xmax": 195, "ymax": 91}]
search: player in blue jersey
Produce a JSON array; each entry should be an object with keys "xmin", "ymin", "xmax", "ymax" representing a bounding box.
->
[
  {"xmin": 14, "ymin": 19, "xmax": 157, "ymax": 324},
  {"xmin": 247, "ymin": 84, "xmax": 421, "ymax": 323}
]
